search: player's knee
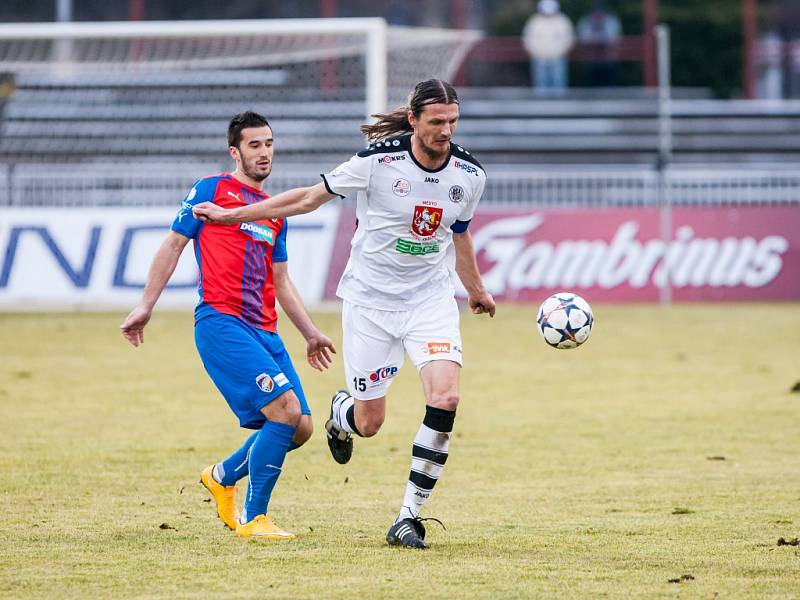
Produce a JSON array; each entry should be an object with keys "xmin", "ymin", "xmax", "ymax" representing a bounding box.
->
[
  {"xmin": 263, "ymin": 391, "xmax": 302, "ymax": 427},
  {"xmin": 282, "ymin": 399, "xmax": 303, "ymax": 427},
  {"xmin": 429, "ymin": 391, "xmax": 460, "ymax": 412},
  {"xmin": 356, "ymin": 413, "xmax": 384, "ymax": 437},
  {"xmin": 294, "ymin": 415, "xmax": 313, "ymax": 446}
]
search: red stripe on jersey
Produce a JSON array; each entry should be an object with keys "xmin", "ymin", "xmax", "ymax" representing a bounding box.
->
[{"xmin": 196, "ymin": 175, "xmax": 284, "ymax": 331}]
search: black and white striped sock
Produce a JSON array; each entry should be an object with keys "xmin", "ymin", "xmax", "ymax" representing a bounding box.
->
[
  {"xmin": 396, "ymin": 405, "xmax": 455, "ymax": 523},
  {"xmin": 332, "ymin": 391, "xmax": 360, "ymax": 435}
]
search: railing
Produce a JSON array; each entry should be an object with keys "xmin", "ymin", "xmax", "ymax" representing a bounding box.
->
[
  {"xmin": 3, "ymin": 163, "xmax": 799, "ymax": 208},
  {"xmin": 483, "ymin": 167, "xmax": 800, "ymax": 207}
]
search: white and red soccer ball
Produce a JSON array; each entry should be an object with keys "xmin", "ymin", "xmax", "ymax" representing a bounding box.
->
[{"xmin": 536, "ymin": 292, "xmax": 594, "ymax": 349}]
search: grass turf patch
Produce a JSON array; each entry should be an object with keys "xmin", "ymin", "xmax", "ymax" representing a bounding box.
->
[{"xmin": 1, "ymin": 304, "xmax": 799, "ymax": 598}]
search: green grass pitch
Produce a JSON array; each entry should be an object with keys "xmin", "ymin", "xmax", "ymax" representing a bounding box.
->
[{"xmin": 1, "ymin": 304, "xmax": 798, "ymax": 598}]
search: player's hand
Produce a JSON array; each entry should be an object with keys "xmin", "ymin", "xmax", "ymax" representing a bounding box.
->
[
  {"xmin": 469, "ymin": 291, "xmax": 496, "ymax": 318},
  {"xmin": 306, "ymin": 332, "xmax": 337, "ymax": 371},
  {"xmin": 192, "ymin": 202, "xmax": 234, "ymax": 224},
  {"xmin": 120, "ymin": 305, "xmax": 152, "ymax": 347}
]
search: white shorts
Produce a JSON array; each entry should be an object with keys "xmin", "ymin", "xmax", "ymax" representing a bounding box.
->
[{"xmin": 342, "ymin": 295, "xmax": 463, "ymax": 400}]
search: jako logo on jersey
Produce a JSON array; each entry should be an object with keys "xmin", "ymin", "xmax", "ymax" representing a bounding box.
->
[
  {"xmin": 453, "ymin": 160, "xmax": 478, "ymax": 176},
  {"xmin": 380, "ymin": 155, "xmax": 405, "ymax": 164},
  {"xmin": 393, "ymin": 179, "xmax": 410, "ymax": 196},
  {"xmin": 368, "ymin": 366, "xmax": 398, "ymax": 383},
  {"xmin": 411, "ymin": 205, "xmax": 443, "ymax": 238},
  {"xmin": 449, "ymin": 185, "xmax": 465, "ymax": 203},
  {"xmin": 256, "ymin": 373, "xmax": 274, "ymax": 393},
  {"xmin": 239, "ymin": 222, "xmax": 275, "ymax": 244},
  {"xmin": 425, "ymin": 342, "xmax": 452, "ymax": 354},
  {"xmin": 424, "ymin": 177, "xmax": 439, "ymax": 184}
]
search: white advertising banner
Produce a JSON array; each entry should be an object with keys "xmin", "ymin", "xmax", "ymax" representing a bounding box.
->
[{"xmin": 0, "ymin": 206, "xmax": 341, "ymax": 310}]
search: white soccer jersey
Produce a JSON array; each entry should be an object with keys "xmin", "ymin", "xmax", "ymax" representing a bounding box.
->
[{"xmin": 322, "ymin": 133, "xmax": 486, "ymax": 310}]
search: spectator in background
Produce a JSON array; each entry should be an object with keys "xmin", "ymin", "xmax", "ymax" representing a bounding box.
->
[
  {"xmin": 522, "ymin": 0, "xmax": 575, "ymax": 95},
  {"xmin": 757, "ymin": 31, "xmax": 784, "ymax": 99},
  {"xmin": 577, "ymin": 1, "xmax": 622, "ymax": 86}
]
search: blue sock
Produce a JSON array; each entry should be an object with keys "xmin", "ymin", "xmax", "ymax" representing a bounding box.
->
[
  {"xmin": 217, "ymin": 432, "xmax": 258, "ymax": 486},
  {"xmin": 243, "ymin": 421, "xmax": 295, "ymax": 521},
  {"xmin": 217, "ymin": 428, "xmax": 305, "ymax": 486}
]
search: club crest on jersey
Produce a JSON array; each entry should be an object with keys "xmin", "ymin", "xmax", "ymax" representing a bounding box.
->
[
  {"xmin": 255, "ymin": 373, "xmax": 274, "ymax": 393},
  {"xmin": 392, "ymin": 178, "xmax": 410, "ymax": 196},
  {"xmin": 239, "ymin": 221, "xmax": 275, "ymax": 244},
  {"xmin": 449, "ymin": 185, "xmax": 465, "ymax": 203},
  {"xmin": 411, "ymin": 205, "xmax": 443, "ymax": 239}
]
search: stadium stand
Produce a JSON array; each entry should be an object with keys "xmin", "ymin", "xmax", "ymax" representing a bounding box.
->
[
  {"xmin": 3, "ymin": 71, "xmax": 800, "ymax": 168},
  {"xmin": 0, "ymin": 70, "xmax": 364, "ymax": 165}
]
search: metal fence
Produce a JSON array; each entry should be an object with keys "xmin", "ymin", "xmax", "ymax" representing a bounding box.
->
[
  {"xmin": 2, "ymin": 162, "xmax": 800, "ymax": 207},
  {"xmin": 483, "ymin": 166, "xmax": 800, "ymax": 207}
]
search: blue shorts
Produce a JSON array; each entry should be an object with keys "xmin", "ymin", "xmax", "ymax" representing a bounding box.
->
[{"xmin": 194, "ymin": 310, "xmax": 310, "ymax": 429}]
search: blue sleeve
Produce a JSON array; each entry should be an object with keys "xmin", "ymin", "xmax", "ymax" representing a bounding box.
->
[
  {"xmin": 451, "ymin": 219, "xmax": 471, "ymax": 233},
  {"xmin": 170, "ymin": 177, "xmax": 219, "ymax": 239},
  {"xmin": 273, "ymin": 219, "xmax": 288, "ymax": 263}
]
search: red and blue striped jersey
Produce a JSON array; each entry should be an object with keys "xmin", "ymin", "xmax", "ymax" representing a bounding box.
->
[{"xmin": 171, "ymin": 173, "xmax": 287, "ymax": 332}]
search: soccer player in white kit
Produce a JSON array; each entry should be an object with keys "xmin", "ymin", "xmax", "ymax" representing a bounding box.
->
[{"xmin": 193, "ymin": 79, "xmax": 496, "ymax": 548}]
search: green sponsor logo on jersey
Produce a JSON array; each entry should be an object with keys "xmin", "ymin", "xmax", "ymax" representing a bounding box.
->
[{"xmin": 396, "ymin": 238, "xmax": 440, "ymax": 255}]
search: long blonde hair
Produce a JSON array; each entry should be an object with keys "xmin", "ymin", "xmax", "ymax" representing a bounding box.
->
[{"xmin": 360, "ymin": 79, "xmax": 459, "ymax": 142}]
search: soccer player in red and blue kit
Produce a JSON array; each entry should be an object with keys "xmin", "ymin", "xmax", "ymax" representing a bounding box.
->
[{"xmin": 120, "ymin": 112, "xmax": 336, "ymax": 540}]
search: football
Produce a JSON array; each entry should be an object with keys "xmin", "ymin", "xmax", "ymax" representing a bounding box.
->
[{"xmin": 536, "ymin": 292, "xmax": 594, "ymax": 349}]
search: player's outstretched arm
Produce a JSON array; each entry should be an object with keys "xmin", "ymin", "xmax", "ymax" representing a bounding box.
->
[
  {"xmin": 453, "ymin": 230, "xmax": 496, "ymax": 318},
  {"xmin": 273, "ymin": 262, "xmax": 337, "ymax": 371},
  {"xmin": 193, "ymin": 182, "xmax": 337, "ymax": 224},
  {"xmin": 120, "ymin": 231, "xmax": 191, "ymax": 347}
]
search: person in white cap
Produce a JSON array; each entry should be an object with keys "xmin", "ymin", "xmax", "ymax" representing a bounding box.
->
[{"xmin": 522, "ymin": 0, "xmax": 575, "ymax": 95}]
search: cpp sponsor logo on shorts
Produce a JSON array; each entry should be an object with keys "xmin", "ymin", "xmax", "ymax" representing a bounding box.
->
[
  {"xmin": 392, "ymin": 178, "xmax": 410, "ymax": 196},
  {"xmin": 449, "ymin": 185, "xmax": 465, "ymax": 203},
  {"xmin": 255, "ymin": 373, "xmax": 274, "ymax": 393},
  {"xmin": 368, "ymin": 365, "xmax": 398, "ymax": 385},
  {"xmin": 453, "ymin": 159, "xmax": 478, "ymax": 176},
  {"xmin": 421, "ymin": 342, "xmax": 452, "ymax": 355},
  {"xmin": 379, "ymin": 154, "xmax": 406, "ymax": 165}
]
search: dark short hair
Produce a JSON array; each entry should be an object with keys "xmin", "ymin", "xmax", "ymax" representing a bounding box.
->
[{"xmin": 228, "ymin": 111, "xmax": 271, "ymax": 148}]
